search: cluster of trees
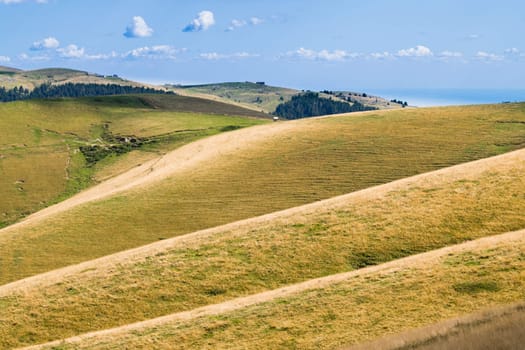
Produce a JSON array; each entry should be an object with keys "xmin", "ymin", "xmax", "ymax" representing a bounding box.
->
[
  {"xmin": 0, "ymin": 83, "xmax": 173, "ymax": 102},
  {"xmin": 390, "ymin": 99, "xmax": 408, "ymax": 107},
  {"xmin": 273, "ymin": 92, "xmax": 376, "ymax": 119}
]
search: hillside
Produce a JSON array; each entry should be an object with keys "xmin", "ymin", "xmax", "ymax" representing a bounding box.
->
[
  {"xmin": 1, "ymin": 103, "xmax": 524, "ymax": 285},
  {"xmin": 0, "ymin": 143, "xmax": 523, "ymax": 347},
  {"xmin": 170, "ymin": 82, "xmax": 399, "ymax": 113},
  {"xmin": 0, "ymin": 94, "xmax": 268, "ymax": 227},
  {"xmin": 0, "ymin": 66, "xmax": 145, "ymax": 91}
]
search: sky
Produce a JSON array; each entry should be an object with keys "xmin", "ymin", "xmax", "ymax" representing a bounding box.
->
[{"xmin": 1, "ymin": 0, "xmax": 524, "ymax": 90}]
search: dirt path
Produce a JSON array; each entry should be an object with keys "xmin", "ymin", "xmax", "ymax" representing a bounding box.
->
[
  {"xmin": 1, "ymin": 147, "xmax": 523, "ymax": 297},
  {"xmin": 0, "ymin": 120, "xmax": 298, "ymax": 235},
  {"xmin": 18, "ymin": 228, "xmax": 525, "ymax": 350}
]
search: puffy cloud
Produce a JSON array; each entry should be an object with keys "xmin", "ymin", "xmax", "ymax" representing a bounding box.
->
[
  {"xmin": 397, "ymin": 45, "xmax": 433, "ymax": 57},
  {"xmin": 285, "ymin": 48, "xmax": 358, "ymax": 61},
  {"xmin": 0, "ymin": 55, "xmax": 10, "ymax": 62},
  {"xmin": 57, "ymin": 44, "xmax": 85, "ymax": 58},
  {"xmin": 200, "ymin": 52, "xmax": 259, "ymax": 60},
  {"xmin": 31, "ymin": 37, "xmax": 60, "ymax": 50},
  {"xmin": 124, "ymin": 16, "xmax": 153, "ymax": 38},
  {"xmin": 183, "ymin": 10, "xmax": 215, "ymax": 32},
  {"xmin": 124, "ymin": 45, "xmax": 179, "ymax": 60},
  {"xmin": 476, "ymin": 51, "xmax": 504, "ymax": 61}
]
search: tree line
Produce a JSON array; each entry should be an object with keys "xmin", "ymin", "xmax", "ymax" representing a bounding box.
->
[
  {"xmin": 0, "ymin": 83, "xmax": 173, "ymax": 102},
  {"xmin": 273, "ymin": 92, "xmax": 376, "ymax": 119}
]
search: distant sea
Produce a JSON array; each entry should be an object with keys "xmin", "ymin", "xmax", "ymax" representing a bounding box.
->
[{"xmin": 366, "ymin": 88, "xmax": 525, "ymax": 107}]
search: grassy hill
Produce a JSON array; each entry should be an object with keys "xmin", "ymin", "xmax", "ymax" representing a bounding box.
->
[
  {"xmin": 0, "ymin": 66, "xmax": 145, "ymax": 90},
  {"xmin": 0, "ymin": 146, "xmax": 523, "ymax": 347},
  {"xmin": 28, "ymin": 229, "xmax": 523, "ymax": 350},
  {"xmin": 170, "ymin": 82, "xmax": 399, "ymax": 113},
  {"xmin": 0, "ymin": 94, "xmax": 268, "ymax": 227},
  {"xmin": 1, "ymin": 103, "xmax": 524, "ymax": 285}
]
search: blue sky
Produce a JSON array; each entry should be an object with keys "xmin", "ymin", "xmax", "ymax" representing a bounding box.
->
[{"xmin": 1, "ymin": 0, "xmax": 524, "ymax": 90}]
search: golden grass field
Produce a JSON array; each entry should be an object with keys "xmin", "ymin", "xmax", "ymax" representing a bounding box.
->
[
  {"xmin": 0, "ymin": 148, "xmax": 523, "ymax": 349},
  {"xmin": 22, "ymin": 230, "xmax": 525, "ymax": 350},
  {"xmin": 1, "ymin": 103, "xmax": 524, "ymax": 286},
  {"xmin": 1, "ymin": 100, "xmax": 524, "ymax": 349},
  {"xmin": 0, "ymin": 95, "xmax": 268, "ymax": 227}
]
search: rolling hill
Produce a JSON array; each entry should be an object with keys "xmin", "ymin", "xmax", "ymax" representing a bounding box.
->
[
  {"xmin": 170, "ymin": 82, "xmax": 400, "ymax": 113},
  {"xmin": 0, "ymin": 146, "xmax": 523, "ymax": 347},
  {"xmin": 0, "ymin": 83, "xmax": 524, "ymax": 349},
  {"xmin": 0, "ymin": 66, "xmax": 144, "ymax": 91},
  {"xmin": 0, "ymin": 101, "xmax": 523, "ymax": 348},
  {"xmin": 0, "ymin": 94, "xmax": 269, "ymax": 228},
  {"xmin": 1, "ymin": 103, "xmax": 525, "ymax": 286}
]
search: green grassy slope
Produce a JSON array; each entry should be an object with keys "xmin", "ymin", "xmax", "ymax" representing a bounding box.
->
[
  {"xmin": 0, "ymin": 95, "xmax": 268, "ymax": 227},
  {"xmin": 1, "ymin": 103, "xmax": 524, "ymax": 284},
  {"xmin": 0, "ymin": 148, "xmax": 523, "ymax": 348}
]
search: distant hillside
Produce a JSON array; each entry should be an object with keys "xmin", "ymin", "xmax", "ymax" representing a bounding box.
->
[
  {"xmin": 0, "ymin": 66, "xmax": 148, "ymax": 91},
  {"xmin": 171, "ymin": 82, "xmax": 402, "ymax": 114}
]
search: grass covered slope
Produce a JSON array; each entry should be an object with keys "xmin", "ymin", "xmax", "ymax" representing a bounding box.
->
[
  {"xmin": 1, "ymin": 103, "xmax": 525, "ymax": 284},
  {"xmin": 0, "ymin": 94, "xmax": 268, "ymax": 227},
  {"xmin": 0, "ymin": 149, "xmax": 524, "ymax": 348},
  {"xmin": 348, "ymin": 302, "xmax": 525, "ymax": 350},
  {"xmin": 32, "ymin": 230, "xmax": 524, "ymax": 350}
]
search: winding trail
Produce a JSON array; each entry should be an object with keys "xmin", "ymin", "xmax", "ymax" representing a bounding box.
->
[{"xmin": 18, "ymin": 228, "xmax": 525, "ymax": 350}]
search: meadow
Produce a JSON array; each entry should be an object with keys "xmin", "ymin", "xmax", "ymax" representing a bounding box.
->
[
  {"xmin": 0, "ymin": 103, "xmax": 524, "ymax": 285},
  {"xmin": 0, "ymin": 95, "xmax": 267, "ymax": 227},
  {"xmin": 0, "ymin": 148, "xmax": 523, "ymax": 348}
]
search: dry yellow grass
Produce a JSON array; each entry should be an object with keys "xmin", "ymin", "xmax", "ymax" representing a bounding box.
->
[
  {"xmin": 1, "ymin": 103, "xmax": 524, "ymax": 285},
  {"xmin": 0, "ymin": 149, "xmax": 524, "ymax": 349},
  {"xmin": 24, "ymin": 229, "xmax": 525, "ymax": 350},
  {"xmin": 346, "ymin": 302, "xmax": 525, "ymax": 350}
]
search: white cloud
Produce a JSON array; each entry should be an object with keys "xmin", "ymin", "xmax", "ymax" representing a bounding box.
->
[
  {"xmin": 125, "ymin": 45, "xmax": 179, "ymax": 60},
  {"xmin": 183, "ymin": 10, "xmax": 215, "ymax": 32},
  {"xmin": 476, "ymin": 51, "xmax": 504, "ymax": 61},
  {"xmin": 31, "ymin": 37, "xmax": 60, "ymax": 50},
  {"xmin": 369, "ymin": 51, "xmax": 393, "ymax": 60},
  {"xmin": 0, "ymin": 0, "xmax": 46, "ymax": 3},
  {"xmin": 285, "ymin": 48, "xmax": 358, "ymax": 62},
  {"xmin": 0, "ymin": 55, "xmax": 11, "ymax": 62},
  {"xmin": 57, "ymin": 44, "xmax": 84, "ymax": 58},
  {"xmin": 250, "ymin": 17, "xmax": 264, "ymax": 25},
  {"xmin": 200, "ymin": 52, "xmax": 259, "ymax": 60},
  {"xmin": 439, "ymin": 50, "xmax": 463, "ymax": 58},
  {"xmin": 227, "ymin": 16, "xmax": 264, "ymax": 31},
  {"xmin": 226, "ymin": 19, "xmax": 247, "ymax": 31},
  {"xmin": 505, "ymin": 48, "xmax": 520, "ymax": 55},
  {"xmin": 124, "ymin": 16, "xmax": 153, "ymax": 38},
  {"xmin": 397, "ymin": 45, "xmax": 433, "ymax": 57},
  {"xmin": 467, "ymin": 34, "xmax": 480, "ymax": 40},
  {"xmin": 18, "ymin": 53, "xmax": 51, "ymax": 61}
]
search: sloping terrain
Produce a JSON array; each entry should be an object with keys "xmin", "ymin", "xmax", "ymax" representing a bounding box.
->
[
  {"xmin": 0, "ymin": 148, "xmax": 523, "ymax": 348},
  {"xmin": 347, "ymin": 302, "xmax": 525, "ymax": 350},
  {"xmin": 1, "ymin": 104, "xmax": 525, "ymax": 285},
  {"xmin": 171, "ymin": 82, "xmax": 398, "ymax": 113},
  {"xmin": 0, "ymin": 95, "xmax": 268, "ymax": 227},
  {"xmin": 0, "ymin": 67, "xmax": 144, "ymax": 90},
  {"xmin": 16, "ymin": 230, "xmax": 525, "ymax": 350}
]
